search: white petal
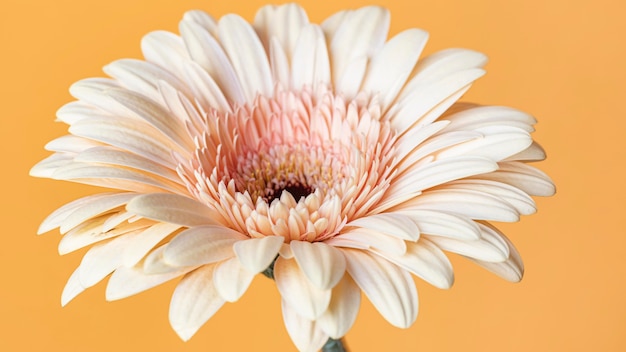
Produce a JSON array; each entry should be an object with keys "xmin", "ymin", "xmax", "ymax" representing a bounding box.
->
[
  {"xmin": 45, "ymin": 135, "xmax": 103, "ymax": 153},
  {"xmin": 183, "ymin": 10, "xmax": 217, "ymax": 35},
  {"xmin": 477, "ymin": 161, "xmax": 556, "ymax": 196},
  {"xmin": 55, "ymin": 101, "xmax": 103, "ymax": 125},
  {"xmin": 69, "ymin": 116, "xmax": 178, "ymax": 168},
  {"xmin": 68, "ymin": 78, "xmax": 128, "ymax": 116},
  {"xmin": 316, "ymin": 274, "xmax": 361, "ymax": 339},
  {"xmin": 440, "ymin": 179, "xmax": 536, "ymax": 216},
  {"xmin": 347, "ymin": 213, "xmax": 420, "ymax": 241},
  {"xmin": 29, "ymin": 153, "xmax": 73, "ymax": 178},
  {"xmin": 377, "ymin": 238, "xmax": 454, "ymax": 289},
  {"xmin": 126, "ymin": 193, "xmax": 222, "ymax": 227},
  {"xmin": 59, "ymin": 217, "xmax": 152, "ymax": 255},
  {"xmin": 106, "ymin": 265, "xmax": 195, "ymax": 301},
  {"xmin": 37, "ymin": 193, "xmax": 126, "ymax": 234},
  {"xmin": 141, "ymin": 30, "xmax": 189, "ymax": 78},
  {"xmin": 343, "ymin": 249, "xmax": 418, "ymax": 328},
  {"xmin": 123, "ymin": 222, "xmax": 182, "ymax": 267},
  {"xmin": 395, "ymin": 209, "xmax": 480, "ymax": 240},
  {"xmin": 169, "ymin": 265, "xmax": 225, "ymax": 341},
  {"xmin": 290, "ymin": 24, "xmax": 330, "ymax": 91},
  {"xmin": 398, "ymin": 188, "xmax": 519, "ymax": 222},
  {"xmin": 218, "ymin": 14, "xmax": 273, "ymax": 100},
  {"xmin": 426, "ymin": 223, "xmax": 510, "ymax": 262},
  {"xmin": 327, "ymin": 6, "xmax": 390, "ymax": 98},
  {"xmin": 328, "ymin": 229, "xmax": 406, "ymax": 256},
  {"xmin": 105, "ymin": 88, "xmax": 192, "ymax": 151},
  {"xmin": 61, "ymin": 268, "xmax": 85, "ymax": 306},
  {"xmin": 281, "ymin": 300, "xmax": 329, "ymax": 352},
  {"xmin": 163, "ymin": 226, "xmax": 246, "ymax": 267},
  {"xmin": 444, "ymin": 105, "xmax": 537, "ymax": 133},
  {"xmin": 436, "ymin": 126, "xmax": 532, "ymax": 162},
  {"xmin": 58, "ymin": 192, "xmax": 136, "ymax": 233},
  {"xmin": 269, "ymin": 37, "xmax": 290, "ymax": 88},
  {"xmin": 389, "ymin": 69, "xmax": 485, "ymax": 134},
  {"xmin": 290, "ymin": 241, "xmax": 346, "ymax": 290},
  {"xmin": 182, "ymin": 61, "xmax": 231, "ymax": 113},
  {"xmin": 213, "ymin": 257, "xmax": 255, "ymax": 302},
  {"xmin": 505, "ymin": 141, "xmax": 546, "ymax": 162},
  {"xmin": 233, "ymin": 235, "xmax": 284, "ymax": 273},
  {"xmin": 469, "ymin": 229, "xmax": 524, "ymax": 282},
  {"xmin": 274, "ymin": 256, "xmax": 331, "ymax": 320},
  {"xmin": 361, "ymin": 29, "xmax": 429, "ymax": 110},
  {"xmin": 51, "ymin": 162, "xmax": 184, "ymax": 193},
  {"xmin": 179, "ymin": 19, "xmax": 246, "ymax": 104},
  {"xmin": 74, "ymin": 147, "xmax": 182, "ymax": 185},
  {"xmin": 388, "ymin": 156, "xmax": 498, "ymax": 197},
  {"xmin": 77, "ymin": 231, "xmax": 142, "ymax": 288},
  {"xmin": 253, "ymin": 3, "xmax": 309, "ymax": 57}
]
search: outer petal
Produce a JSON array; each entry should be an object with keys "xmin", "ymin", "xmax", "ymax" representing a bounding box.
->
[
  {"xmin": 343, "ymin": 249, "xmax": 418, "ymax": 328},
  {"xmin": 169, "ymin": 264, "xmax": 225, "ymax": 341},
  {"xmin": 106, "ymin": 265, "xmax": 196, "ymax": 301},
  {"xmin": 469, "ymin": 228, "xmax": 524, "ymax": 282},
  {"xmin": 163, "ymin": 226, "xmax": 246, "ymax": 267},
  {"xmin": 274, "ymin": 256, "xmax": 331, "ymax": 320},
  {"xmin": 281, "ymin": 300, "xmax": 329, "ymax": 352},
  {"xmin": 316, "ymin": 274, "xmax": 361, "ymax": 339},
  {"xmin": 290, "ymin": 241, "xmax": 346, "ymax": 290},
  {"xmin": 212, "ymin": 257, "xmax": 255, "ymax": 302},
  {"xmin": 233, "ymin": 235, "xmax": 284, "ymax": 273},
  {"xmin": 126, "ymin": 193, "xmax": 223, "ymax": 227}
]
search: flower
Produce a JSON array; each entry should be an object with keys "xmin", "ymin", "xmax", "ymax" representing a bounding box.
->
[{"xmin": 30, "ymin": 3, "xmax": 555, "ymax": 351}]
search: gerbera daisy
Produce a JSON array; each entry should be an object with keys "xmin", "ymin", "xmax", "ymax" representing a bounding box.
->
[{"xmin": 31, "ymin": 3, "xmax": 555, "ymax": 351}]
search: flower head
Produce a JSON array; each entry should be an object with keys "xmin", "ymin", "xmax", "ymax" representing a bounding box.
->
[{"xmin": 31, "ymin": 3, "xmax": 555, "ymax": 351}]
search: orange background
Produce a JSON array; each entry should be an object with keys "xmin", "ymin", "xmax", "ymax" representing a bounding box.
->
[{"xmin": 1, "ymin": 0, "xmax": 624, "ymax": 351}]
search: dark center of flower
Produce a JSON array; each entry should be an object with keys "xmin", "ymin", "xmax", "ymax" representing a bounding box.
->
[{"xmin": 264, "ymin": 181, "xmax": 313, "ymax": 203}]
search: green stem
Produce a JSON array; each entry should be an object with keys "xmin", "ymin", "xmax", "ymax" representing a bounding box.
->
[{"xmin": 322, "ymin": 337, "xmax": 348, "ymax": 352}]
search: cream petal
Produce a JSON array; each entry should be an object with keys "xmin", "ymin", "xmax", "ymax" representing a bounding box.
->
[
  {"xmin": 61, "ymin": 268, "xmax": 85, "ymax": 306},
  {"xmin": 212, "ymin": 257, "xmax": 255, "ymax": 302},
  {"xmin": 505, "ymin": 141, "xmax": 546, "ymax": 161},
  {"xmin": 444, "ymin": 105, "xmax": 537, "ymax": 133},
  {"xmin": 36, "ymin": 193, "xmax": 128, "ymax": 234},
  {"xmin": 106, "ymin": 88, "xmax": 192, "ymax": 151},
  {"xmin": 56, "ymin": 101, "xmax": 103, "ymax": 125},
  {"xmin": 436, "ymin": 126, "xmax": 533, "ymax": 162},
  {"xmin": 327, "ymin": 6, "xmax": 390, "ymax": 98},
  {"xmin": 169, "ymin": 265, "xmax": 225, "ymax": 341},
  {"xmin": 477, "ymin": 161, "xmax": 556, "ymax": 196},
  {"xmin": 68, "ymin": 78, "xmax": 128, "ymax": 116},
  {"xmin": 126, "ymin": 193, "xmax": 222, "ymax": 227},
  {"xmin": 316, "ymin": 274, "xmax": 360, "ymax": 339},
  {"xmin": 106, "ymin": 265, "xmax": 196, "ymax": 301},
  {"xmin": 389, "ymin": 69, "xmax": 485, "ymax": 134},
  {"xmin": 58, "ymin": 192, "xmax": 135, "ymax": 234},
  {"xmin": 103, "ymin": 59, "xmax": 190, "ymax": 105},
  {"xmin": 217, "ymin": 14, "xmax": 274, "ymax": 100},
  {"xmin": 281, "ymin": 299, "xmax": 329, "ymax": 352},
  {"xmin": 233, "ymin": 235, "xmax": 284, "ymax": 273},
  {"xmin": 398, "ymin": 188, "xmax": 520, "ymax": 222},
  {"xmin": 29, "ymin": 153, "xmax": 73, "ymax": 178},
  {"xmin": 69, "ymin": 116, "xmax": 178, "ymax": 168},
  {"xmin": 183, "ymin": 10, "xmax": 217, "ymax": 35},
  {"xmin": 141, "ymin": 30, "xmax": 189, "ymax": 78},
  {"xmin": 347, "ymin": 213, "xmax": 420, "ymax": 241},
  {"xmin": 440, "ymin": 179, "xmax": 536, "ymax": 216},
  {"xmin": 426, "ymin": 223, "xmax": 510, "ymax": 262},
  {"xmin": 274, "ymin": 256, "xmax": 331, "ymax": 320},
  {"xmin": 182, "ymin": 60, "xmax": 232, "ymax": 113},
  {"xmin": 51, "ymin": 162, "xmax": 184, "ymax": 193},
  {"xmin": 74, "ymin": 147, "xmax": 182, "ymax": 184},
  {"xmin": 393, "ymin": 120, "xmax": 450, "ymax": 164},
  {"xmin": 377, "ymin": 238, "xmax": 454, "ymax": 289},
  {"xmin": 343, "ymin": 249, "xmax": 418, "ymax": 328},
  {"xmin": 45, "ymin": 135, "xmax": 103, "ymax": 153},
  {"xmin": 179, "ymin": 19, "xmax": 246, "ymax": 104},
  {"xmin": 395, "ymin": 209, "xmax": 480, "ymax": 240},
  {"xmin": 329, "ymin": 229, "xmax": 407, "ymax": 256},
  {"xmin": 361, "ymin": 29, "xmax": 429, "ymax": 110},
  {"xmin": 77, "ymin": 231, "xmax": 142, "ymax": 288},
  {"xmin": 163, "ymin": 226, "xmax": 246, "ymax": 267},
  {"xmin": 253, "ymin": 3, "xmax": 309, "ymax": 57},
  {"xmin": 387, "ymin": 156, "xmax": 498, "ymax": 197},
  {"xmin": 468, "ymin": 230, "xmax": 524, "ymax": 282},
  {"xmin": 269, "ymin": 37, "xmax": 290, "ymax": 88},
  {"xmin": 59, "ymin": 217, "xmax": 152, "ymax": 255},
  {"xmin": 122, "ymin": 222, "xmax": 182, "ymax": 267},
  {"xmin": 290, "ymin": 24, "xmax": 330, "ymax": 91},
  {"xmin": 143, "ymin": 244, "xmax": 180, "ymax": 274},
  {"xmin": 290, "ymin": 241, "xmax": 346, "ymax": 290}
]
